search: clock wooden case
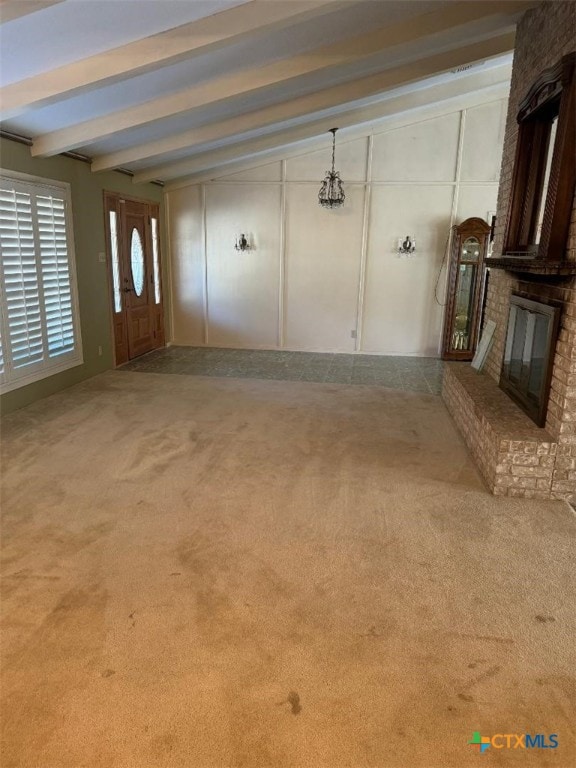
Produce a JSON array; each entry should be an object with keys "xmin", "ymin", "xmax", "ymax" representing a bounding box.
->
[{"xmin": 442, "ymin": 217, "xmax": 491, "ymax": 361}]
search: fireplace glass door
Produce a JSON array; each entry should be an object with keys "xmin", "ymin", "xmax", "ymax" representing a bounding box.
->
[{"xmin": 500, "ymin": 295, "xmax": 560, "ymax": 426}]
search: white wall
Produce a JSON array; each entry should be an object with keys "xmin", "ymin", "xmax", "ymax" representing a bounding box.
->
[
  {"xmin": 285, "ymin": 184, "xmax": 365, "ymax": 351},
  {"xmin": 205, "ymin": 184, "xmax": 281, "ymax": 348},
  {"xmin": 167, "ymin": 97, "xmax": 506, "ymax": 356}
]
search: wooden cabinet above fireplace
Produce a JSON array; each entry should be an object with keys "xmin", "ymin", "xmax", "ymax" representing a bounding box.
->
[{"xmin": 488, "ymin": 52, "xmax": 576, "ymax": 277}]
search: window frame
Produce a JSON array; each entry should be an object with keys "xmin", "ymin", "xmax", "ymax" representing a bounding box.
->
[{"xmin": 0, "ymin": 169, "xmax": 83, "ymax": 393}]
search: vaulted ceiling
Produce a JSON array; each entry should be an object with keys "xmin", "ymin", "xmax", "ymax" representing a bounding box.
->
[{"xmin": 0, "ymin": 0, "xmax": 536, "ymax": 186}]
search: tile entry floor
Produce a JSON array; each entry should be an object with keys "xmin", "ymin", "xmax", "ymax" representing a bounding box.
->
[{"xmin": 121, "ymin": 347, "xmax": 444, "ymax": 394}]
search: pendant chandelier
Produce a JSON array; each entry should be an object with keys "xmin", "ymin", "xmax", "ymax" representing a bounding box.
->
[{"xmin": 318, "ymin": 127, "xmax": 345, "ymax": 209}]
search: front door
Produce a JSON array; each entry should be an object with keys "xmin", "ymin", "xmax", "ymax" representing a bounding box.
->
[{"xmin": 104, "ymin": 193, "xmax": 164, "ymax": 364}]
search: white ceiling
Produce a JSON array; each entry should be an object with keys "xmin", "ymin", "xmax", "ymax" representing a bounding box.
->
[{"xmin": 0, "ymin": 0, "xmax": 536, "ymax": 185}]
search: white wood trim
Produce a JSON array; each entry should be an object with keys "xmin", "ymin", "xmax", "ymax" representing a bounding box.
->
[
  {"xmin": 278, "ymin": 160, "xmax": 287, "ymax": 349},
  {"xmin": 164, "ymin": 190, "xmax": 175, "ymax": 345},
  {"xmin": 355, "ymin": 135, "xmax": 373, "ymax": 352},
  {"xmin": 0, "ymin": 167, "xmax": 71, "ymax": 191},
  {"xmin": 201, "ymin": 184, "xmax": 209, "ymax": 346},
  {"xmin": 0, "ymin": 356, "xmax": 83, "ymax": 394},
  {"xmin": 435, "ymin": 107, "xmax": 467, "ymax": 354},
  {"xmin": 0, "ymin": 168, "xmax": 84, "ymax": 393}
]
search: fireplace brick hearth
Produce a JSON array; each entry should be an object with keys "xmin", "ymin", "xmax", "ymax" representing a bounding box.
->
[
  {"xmin": 443, "ymin": 364, "xmax": 559, "ymax": 499},
  {"xmin": 442, "ymin": 1, "xmax": 576, "ymax": 502}
]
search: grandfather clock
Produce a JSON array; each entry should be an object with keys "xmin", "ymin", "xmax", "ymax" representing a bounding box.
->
[{"xmin": 441, "ymin": 217, "xmax": 491, "ymax": 361}]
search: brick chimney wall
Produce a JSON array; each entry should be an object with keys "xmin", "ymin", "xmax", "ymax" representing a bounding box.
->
[{"xmin": 482, "ymin": 1, "xmax": 576, "ymax": 496}]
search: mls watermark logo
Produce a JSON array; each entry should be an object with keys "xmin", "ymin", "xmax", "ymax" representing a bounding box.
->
[
  {"xmin": 468, "ymin": 733, "xmax": 491, "ymax": 753},
  {"xmin": 468, "ymin": 731, "xmax": 559, "ymax": 754}
]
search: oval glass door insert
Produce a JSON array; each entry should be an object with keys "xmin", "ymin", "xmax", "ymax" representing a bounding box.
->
[{"xmin": 130, "ymin": 227, "xmax": 145, "ymax": 296}]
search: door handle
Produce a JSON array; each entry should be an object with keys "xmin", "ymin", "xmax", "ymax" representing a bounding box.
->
[{"xmin": 123, "ymin": 287, "xmax": 134, "ymax": 293}]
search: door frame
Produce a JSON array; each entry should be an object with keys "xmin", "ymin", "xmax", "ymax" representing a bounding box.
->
[{"xmin": 103, "ymin": 191, "xmax": 165, "ymax": 366}]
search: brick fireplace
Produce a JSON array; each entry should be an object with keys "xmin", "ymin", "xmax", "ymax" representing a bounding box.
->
[{"xmin": 442, "ymin": 1, "xmax": 576, "ymax": 502}]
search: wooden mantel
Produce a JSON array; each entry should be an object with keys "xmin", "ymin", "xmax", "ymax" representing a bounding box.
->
[{"xmin": 486, "ymin": 256, "xmax": 576, "ymax": 276}]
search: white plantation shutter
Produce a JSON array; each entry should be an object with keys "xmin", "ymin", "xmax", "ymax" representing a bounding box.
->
[
  {"xmin": 0, "ymin": 322, "xmax": 4, "ymax": 383},
  {"xmin": 0, "ymin": 187, "xmax": 44, "ymax": 371},
  {"xmin": 37, "ymin": 195, "xmax": 74, "ymax": 356},
  {"xmin": 0, "ymin": 172, "xmax": 82, "ymax": 392}
]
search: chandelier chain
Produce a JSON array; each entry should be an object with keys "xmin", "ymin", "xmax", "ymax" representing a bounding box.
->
[{"xmin": 331, "ymin": 130, "xmax": 336, "ymax": 173}]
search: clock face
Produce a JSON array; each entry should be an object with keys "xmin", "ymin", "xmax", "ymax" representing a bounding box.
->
[{"xmin": 461, "ymin": 236, "xmax": 481, "ymax": 262}]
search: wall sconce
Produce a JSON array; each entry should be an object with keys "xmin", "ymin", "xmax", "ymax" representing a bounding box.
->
[
  {"xmin": 397, "ymin": 235, "xmax": 416, "ymax": 257},
  {"xmin": 234, "ymin": 233, "xmax": 252, "ymax": 252}
]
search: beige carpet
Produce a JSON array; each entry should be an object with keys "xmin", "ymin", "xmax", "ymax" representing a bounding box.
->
[{"xmin": 1, "ymin": 371, "xmax": 575, "ymax": 768}]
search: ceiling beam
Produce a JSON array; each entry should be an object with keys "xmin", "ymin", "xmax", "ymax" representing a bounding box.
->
[
  {"xmin": 31, "ymin": 1, "xmax": 531, "ymax": 159},
  {"xmin": 1, "ymin": 0, "xmax": 349, "ymax": 119},
  {"xmin": 0, "ymin": 0, "xmax": 64, "ymax": 24},
  {"xmin": 132, "ymin": 34, "xmax": 514, "ymax": 183},
  {"xmin": 166, "ymin": 83, "xmax": 510, "ymax": 189},
  {"xmin": 93, "ymin": 57, "xmax": 515, "ymax": 174}
]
